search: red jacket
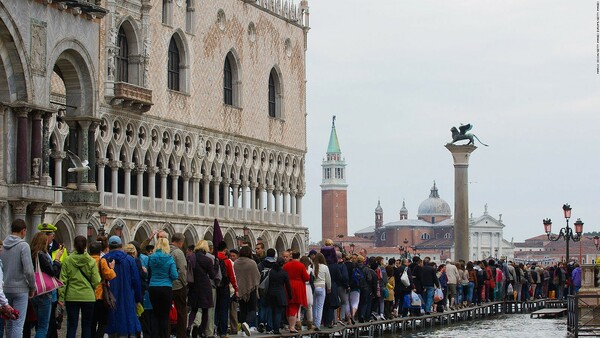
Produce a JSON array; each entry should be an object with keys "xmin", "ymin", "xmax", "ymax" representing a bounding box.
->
[
  {"xmin": 283, "ymin": 260, "xmax": 309, "ymax": 306},
  {"xmin": 218, "ymin": 251, "xmax": 238, "ymax": 294}
]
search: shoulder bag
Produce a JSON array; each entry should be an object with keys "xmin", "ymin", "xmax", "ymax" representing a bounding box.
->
[
  {"xmin": 34, "ymin": 254, "xmax": 64, "ymax": 296},
  {"xmin": 99, "ymin": 258, "xmax": 117, "ymax": 310}
]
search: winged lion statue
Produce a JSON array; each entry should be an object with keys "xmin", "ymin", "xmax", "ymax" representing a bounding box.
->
[{"xmin": 450, "ymin": 124, "xmax": 488, "ymax": 146}]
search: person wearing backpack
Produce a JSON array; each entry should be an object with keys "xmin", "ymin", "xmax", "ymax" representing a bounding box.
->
[
  {"xmin": 257, "ymin": 249, "xmax": 276, "ymax": 333},
  {"xmin": 215, "ymin": 241, "xmax": 237, "ymax": 338},
  {"xmin": 394, "ymin": 258, "xmax": 412, "ymax": 317},
  {"xmin": 265, "ymin": 257, "xmax": 292, "ymax": 335}
]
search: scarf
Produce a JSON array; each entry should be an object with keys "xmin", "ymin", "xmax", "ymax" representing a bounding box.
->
[{"xmin": 234, "ymin": 257, "xmax": 260, "ymax": 302}]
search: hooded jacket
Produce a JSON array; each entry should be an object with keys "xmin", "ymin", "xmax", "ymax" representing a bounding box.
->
[
  {"xmin": 0, "ymin": 235, "xmax": 35, "ymax": 294},
  {"xmin": 59, "ymin": 252, "xmax": 101, "ymax": 302}
]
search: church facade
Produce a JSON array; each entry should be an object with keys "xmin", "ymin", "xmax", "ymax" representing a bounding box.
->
[
  {"xmin": 0, "ymin": 0, "xmax": 310, "ymax": 252},
  {"xmin": 355, "ymin": 184, "xmax": 515, "ymax": 262}
]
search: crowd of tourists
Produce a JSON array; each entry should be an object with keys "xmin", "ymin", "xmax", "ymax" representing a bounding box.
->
[{"xmin": 0, "ymin": 219, "xmax": 586, "ymax": 338}]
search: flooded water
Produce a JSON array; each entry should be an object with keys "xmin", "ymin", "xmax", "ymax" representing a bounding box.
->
[{"xmin": 396, "ymin": 313, "xmax": 567, "ymax": 338}]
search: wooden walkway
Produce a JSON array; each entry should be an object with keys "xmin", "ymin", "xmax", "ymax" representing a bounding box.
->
[
  {"xmin": 530, "ymin": 308, "xmax": 568, "ymax": 319},
  {"xmin": 250, "ymin": 299, "xmax": 556, "ymax": 338}
]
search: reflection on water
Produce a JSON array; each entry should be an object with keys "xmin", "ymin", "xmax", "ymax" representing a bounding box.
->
[{"xmin": 389, "ymin": 314, "xmax": 566, "ymax": 338}]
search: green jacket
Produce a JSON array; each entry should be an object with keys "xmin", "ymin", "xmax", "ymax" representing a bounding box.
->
[{"xmin": 59, "ymin": 252, "xmax": 101, "ymax": 302}]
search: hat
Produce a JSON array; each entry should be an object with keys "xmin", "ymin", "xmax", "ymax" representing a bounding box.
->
[
  {"xmin": 309, "ymin": 249, "xmax": 317, "ymax": 256},
  {"xmin": 38, "ymin": 223, "xmax": 57, "ymax": 233},
  {"xmin": 207, "ymin": 240, "xmax": 213, "ymax": 247},
  {"xmin": 108, "ymin": 236, "xmax": 122, "ymax": 246},
  {"xmin": 446, "ymin": 258, "xmax": 451, "ymax": 263}
]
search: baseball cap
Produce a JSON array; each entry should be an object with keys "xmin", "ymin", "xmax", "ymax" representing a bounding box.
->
[{"xmin": 108, "ymin": 236, "xmax": 122, "ymax": 246}]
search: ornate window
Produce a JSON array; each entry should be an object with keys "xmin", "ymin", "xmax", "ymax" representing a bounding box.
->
[
  {"xmin": 268, "ymin": 73, "xmax": 276, "ymax": 117},
  {"xmin": 420, "ymin": 233, "xmax": 430, "ymax": 240},
  {"xmin": 116, "ymin": 27, "xmax": 128, "ymax": 82},
  {"xmin": 444, "ymin": 233, "xmax": 451, "ymax": 239},
  {"xmin": 268, "ymin": 68, "xmax": 282, "ymax": 118},
  {"xmin": 380, "ymin": 232, "xmax": 386, "ymax": 241},
  {"xmin": 224, "ymin": 57, "xmax": 233, "ymax": 104},
  {"xmin": 168, "ymin": 37, "xmax": 180, "ymax": 91},
  {"xmin": 162, "ymin": 0, "xmax": 172, "ymax": 25}
]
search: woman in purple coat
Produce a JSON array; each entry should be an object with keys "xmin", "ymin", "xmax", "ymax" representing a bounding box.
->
[{"xmin": 188, "ymin": 240, "xmax": 216, "ymax": 338}]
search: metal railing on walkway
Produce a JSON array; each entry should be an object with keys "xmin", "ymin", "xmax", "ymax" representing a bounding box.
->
[{"xmin": 568, "ymin": 294, "xmax": 600, "ymax": 337}]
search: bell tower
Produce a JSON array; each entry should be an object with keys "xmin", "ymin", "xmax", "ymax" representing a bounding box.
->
[{"xmin": 321, "ymin": 116, "xmax": 348, "ymax": 241}]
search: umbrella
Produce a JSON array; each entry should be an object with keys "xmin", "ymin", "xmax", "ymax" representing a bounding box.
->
[{"xmin": 213, "ymin": 218, "xmax": 223, "ymax": 257}]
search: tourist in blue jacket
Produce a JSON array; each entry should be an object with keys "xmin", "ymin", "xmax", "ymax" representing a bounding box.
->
[
  {"xmin": 148, "ymin": 238, "xmax": 178, "ymax": 338},
  {"xmin": 104, "ymin": 236, "xmax": 143, "ymax": 337}
]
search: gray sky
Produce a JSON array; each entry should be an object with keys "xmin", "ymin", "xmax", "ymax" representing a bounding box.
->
[{"xmin": 304, "ymin": 0, "xmax": 600, "ymax": 244}]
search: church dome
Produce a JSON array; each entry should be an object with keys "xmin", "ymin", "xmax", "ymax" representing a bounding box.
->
[{"xmin": 417, "ymin": 182, "xmax": 451, "ymax": 218}]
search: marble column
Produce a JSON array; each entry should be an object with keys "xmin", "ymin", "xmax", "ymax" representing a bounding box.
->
[
  {"xmin": 53, "ymin": 151, "xmax": 66, "ymax": 204},
  {"xmin": 212, "ymin": 177, "xmax": 221, "ymax": 217},
  {"xmin": 160, "ymin": 168, "xmax": 170, "ymax": 213},
  {"xmin": 222, "ymin": 178, "xmax": 230, "ymax": 219},
  {"xmin": 241, "ymin": 182, "xmax": 248, "ymax": 221},
  {"xmin": 259, "ymin": 184, "xmax": 266, "ymax": 222},
  {"xmin": 97, "ymin": 158, "xmax": 108, "ymax": 205},
  {"xmin": 291, "ymin": 189, "xmax": 297, "ymax": 222},
  {"xmin": 266, "ymin": 185, "xmax": 273, "ymax": 213},
  {"xmin": 87, "ymin": 121, "xmax": 98, "ymax": 185},
  {"xmin": 77, "ymin": 120, "xmax": 93, "ymax": 187},
  {"xmin": 10, "ymin": 200, "xmax": 29, "ymax": 222},
  {"xmin": 249, "ymin": 182, "xmax": 257, "ymax": 210},
  {"xmin": 16, "ymin": 109, "xmax": 30, "ymax": 183},
  {"xmin": 232, "ymin": 180, "xmax": 240, "ymax": 209},
  {"xmin": 182, "ymin": 172, "xmax": 190, "ymax": 215},
  {"xmin": 445, "ymin": 143, "xmax": 477, "ymax": 262},
  {"xmin": 136, "ymin": 164, "xmax": 146, "ymax": 211},
  {"xmin": 202, "ymin": 176, "xmax": 211, "ymax": 216},
  {"xmin": 283, "ymin": 187, "xmax": 290, "ymax": 225},
  {"xmin": 40, "ymin": 112, "xmax": 52, "ymax": 186},
  {"xmin": 123, "ymin": 162, "xmax": 133, "ymax": 210},
  {"xmin": 66, "ymin": 122, "xmax": 78, "ymax": 188},
  {"xmin": 296, "ymin": 191, "xmax": 304, "ymax": 224},
  {"xmin": 147, "ymin": 166, "xmax": 158, "ymax": 212},
  {"xmin": 31, "ymin": 111, "xmax": 42, "ymax": 183},
  {"xmin": 30, "ymin": 203, "xmax": 48, "ymax": 236},
  {"xmin": 192, "ymin": 174, "xmax": 200, "ymax": 216},
  {"xmin": 171, "ymin": 170, "xmax": 181, "ymax": 213},
  {"xmin": 110, "ymin": 161, "xmax": 120, "ymax": 208}
]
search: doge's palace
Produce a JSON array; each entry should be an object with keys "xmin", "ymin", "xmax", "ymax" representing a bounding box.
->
[{"xmin": 0, "ymin": 0, "xmax": 310, "ymax": 253}]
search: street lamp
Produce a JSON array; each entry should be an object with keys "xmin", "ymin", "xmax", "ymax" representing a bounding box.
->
[
  {"xmin": 98, "ymin": 211, "xmax": 107, "ymax": 237},
  {"xmin": 544, "ymin": 203, "xmax": 584, "ymax": 263}
]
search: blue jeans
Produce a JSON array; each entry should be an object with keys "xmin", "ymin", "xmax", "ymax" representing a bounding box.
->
[
  {"xmin": 258, "ymin": 298, "xmax": 272, "ymax": 331},
  {"xmin": 312, "ymin": 287, "xmax": 326, "ymax": 329},
  {"xmin": 5, "ymin": 292, "xmax": 29, "ymax": 338},
  {"xmin": 65, "ymin": 301, "xmax": 95, "ymax": 338},
  {"xmin": 466, "ymin": 282, "xmax": 475, "ymax": 303},
  {"xmin": 31, "ymin": 293, "xmax": 53, "ymax": 338},
  {"xmin": 270, "ymin": 305, "xmax": 285, "ymax": 333},
  {"xmin": 422, "ymin": 287, "xmax": 434, "ymax": 314},
  {"xmin": 215, "ymin": 287, "xmax": 230, "ymax": 336}
]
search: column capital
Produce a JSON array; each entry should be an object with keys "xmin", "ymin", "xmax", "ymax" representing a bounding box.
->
[
  {"xmin": 170, "ymin": 169, "xmax": 181, "ymax": 178},
  {"xmin": 212, "ymin": 177, "xmax": 222, "ymax": 185},
  {"xmin": 266, "ymin": 184, "xmax": 274, "ymax": 192},
  {"xmin": 202, "ymin": 175, "xmax": 212, "ymax": 184},
  {"xmin": 222, "ymin": 178, "xmax": 231, "ymax": 185},
  {"xmin": 445, "ymin": 144, "xmax": 477, "ymax": 166},
  {"xmin": 283, "ymin": 187, "xmax": 291, "ymax": 194},
  {"xmin": 97, "ymin": 157, "xmax": 109, "ymax": 167},
  {"xmin": 9, "ymin": 200, "xmax": 30, "ymax": 215},
  {"xmin": 51, "ymin": 150, "xmax": 66, "ymax": 160},
  {"xmin": 135, "ymin": 164, "xmax": 147, "ymax": 173},
  {"xmin": 250, "ymin": 182, "xmax": 258, "ymax": 189},
  {"xmin": 192, "ymin": 173, "xmax": 202, "ymax": 182},
  {"xmin": 182, "ymin": 171, "xmax": 192, "ymax": 181},
  {"xmin": 232, "ymin": 179, "xmax": 241, "ymax": 187},
  {"xmin": 159, "ymin": 168, "xmax": 171, "ymax": 177},
  {"xmin": 258, "ymin": 183, "xmax": 266, "ymax": 190},
  {"xmin": 147, "ymin": 166, "xmax": 159, "ymax": 175},
  {"xmin": 291, "ymin": 188, "xmax": 298, "ymax": 196},
  {"xmin": 29, "ymin": 202, "xmax": 49, "ymax": 216},
  {"xmin": 109, "ymin": 160, "xmax": 122, "ymax": 170},
  {"xmin": 297, "ymin": 190, "xmax": 305, "ymax": 198},
  {"xmin": 122, "ymin": 161, "xmax": 135, "ymax": 171}
]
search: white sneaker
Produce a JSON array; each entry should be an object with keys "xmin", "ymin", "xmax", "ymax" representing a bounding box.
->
[{"xmin": 241, "ymin": 322, "xmax": 251, "ymax": 336}]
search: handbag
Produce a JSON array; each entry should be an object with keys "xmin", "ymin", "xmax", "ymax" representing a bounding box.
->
[
  {"xmin": 34, "ymin": 255, "xmax": 64, "ymax": 296},
  {"xmin": 410, "ymin": 291, "xmax": 422, "ymax": 307},
  {"xmin": 169, "ymin": 301, "xmax": 178, "ymax": 324},
  {"xmin": 434, "ymin": 288, "xmax": 444, "ymax": 302},
  {"xmin": 99, "ymin": 258, "xmax": 117, "ymax": 310},
  {"xmin": 400, "ymin": 268, "xmax": 410, "ymax": 287}
]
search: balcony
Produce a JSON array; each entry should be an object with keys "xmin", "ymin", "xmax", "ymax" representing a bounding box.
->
[
  {"xmin": 111, "ymin": 82, "xmax": 153, "ymax": 113},
  {"xmin": 53, "ymin": 1, "xmax": 108, "ymax": 18}
]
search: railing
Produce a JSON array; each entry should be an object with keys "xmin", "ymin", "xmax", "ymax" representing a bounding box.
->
[{"xmin": 568, "ymin": 293, "xmax": 600, "ymax": 337}]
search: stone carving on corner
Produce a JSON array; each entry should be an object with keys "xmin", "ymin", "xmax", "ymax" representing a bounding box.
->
[
  {"xmin": 30, "ymin": 20, "xmax": 47, "ymax": 75},
  {"xmin": 31, "ymin": 158, "xmax": 41, "ymax": 183}
]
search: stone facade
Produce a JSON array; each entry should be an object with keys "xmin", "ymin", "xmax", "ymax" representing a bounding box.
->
[{"xmin": 0, "ymin": 0, "xmax": 310, "ymax": 253}]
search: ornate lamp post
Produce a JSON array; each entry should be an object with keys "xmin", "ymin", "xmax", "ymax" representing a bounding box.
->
[
  {"xmin": 98, "ymin": 211, "xmax": 107, "ymax": 237},
  {"xmin": 544, "ymin": 203, "xmax": 584, "ymax": 263}
]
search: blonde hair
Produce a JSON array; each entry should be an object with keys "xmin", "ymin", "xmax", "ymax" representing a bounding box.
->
[
  {"xmin": 357, "ymin": 255, "xmax": 365, "ymax": 263},
  {"xmin": 195, "ymin": 239, "xmax": 209, "ymax": 253},
  {"xmin": 155, "ymin": 238, "xmax": 171, "ymax": 254},
  {"xmin": 124, "ymin": 243, "xmax": 137, "ymax": 257},
  {"xmin": 324, "ymin": 238, "xmax": 334, "ymax": 246}
]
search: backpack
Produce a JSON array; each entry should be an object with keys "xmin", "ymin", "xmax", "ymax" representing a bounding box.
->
[
  {"xmin": 217, "ymin": 258, "xmax": 230, "ymax": 288},
  {"xmin": 258, "ymin": 268, "xmax": 270, "ymax": 297},
  {"xmin": 351, "ymin": 267, "xmax": 365, "ymax": 289}
]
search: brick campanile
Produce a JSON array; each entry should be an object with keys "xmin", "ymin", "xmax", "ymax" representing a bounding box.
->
[{"xmin": 321, "ymin": 116, "xmax": 348, "ymax": 241}]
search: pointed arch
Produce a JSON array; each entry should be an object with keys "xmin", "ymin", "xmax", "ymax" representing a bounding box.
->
[
  {"xmin": 132, "ymin": 220, "xmax": 152, "ymax": 244},
  {"xmin": 52, "ymin": 213, "xmax": 75, "ymax": 250},
  {"xmin": 115, "ymin": 17, "xmax": 141, "ymax": 85},
  {"xmin": 274, "ymin": 232, "xmax": 288, "ymax": 255},
  {"xmin": 182, "ymin": 224, "xmax": 198, "ymax": 248},
  {"xmin": 224, "ymin": 49, "xmax": 242, "ymax": 106},
  {"xmin": 268, "ymin": 65, "xmax": 283, "ymax": 119},
  {"xmin": 258, "ymin": 231, "xmax": 273, "ymax": 249},
  {"xmin": 162, "ymin": 222, "xmax": 176, "ymax": 238},
  {"xmin": 168, "ymin": 30, "xmax": 189, "ymax": 92},
  {"xmin": 0, "ymin": 6, "xmax": 31, "ymax": 102}
]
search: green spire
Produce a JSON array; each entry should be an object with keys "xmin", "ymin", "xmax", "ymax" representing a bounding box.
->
[{"xmin": 327, "ymin": 115, "xmax": 341, "ymax": 154}]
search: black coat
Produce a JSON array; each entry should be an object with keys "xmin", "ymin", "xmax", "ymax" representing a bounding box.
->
[
  {"xmin": 394, "ymin": 265, "xmax": 413, "ymax": 294},
  {"xmin": 325, "ymin": 263, "xmax": 343, "ymax": 309},
  {"xmin": 266, "ymin": 267, "xmax": 292, "ymax": 307},
  {"xmin": 188, "ymin": 252, "xmax": 216, "ymax": 309}
]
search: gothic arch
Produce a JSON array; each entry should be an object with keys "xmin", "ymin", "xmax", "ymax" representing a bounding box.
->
[
  {"xmin": 115, "ymin": 17, "xmax": 142, "ymax": 85},
  {"xmin": 274, "ymin": 233, "xmax": 287, "ymax": 255},
  {"xmin": 169, "ymin": 29, "xmax": 190, "ymax": 92},
  {"xmin": 224, "ymin": 48, "xmax": 242, "ymax": 106},
  {"xmin": 268, "ymin": 65, "xmax": 284, "ymax": 119},
  {"xmin": 182, "ymin": 224, "xmax": 198, "ymax": 247},
  {"xmin": 52, "ymin": 212, "xmax": 75, "ymax": 250},
  {"xmin": 259, "ymin": 231, "xmax": 273, "ymax": 249},
  {"xmin": 162, "ymin": 222, "xmax": 176, "ymax": 237},
  {"xmin": 132, "ymin": 220, "xmax": 152, "ymax": 243},
  {"xmin": 48, "ymin": 39, "xmax": 96, "ymax": 117},
  {"xmin": 290, "ymin": 234, "xmax": 302, "ymax": 253},
  {"xmin": 0, "ymin": 5, "xmax": 31, "ymax": 102}
]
